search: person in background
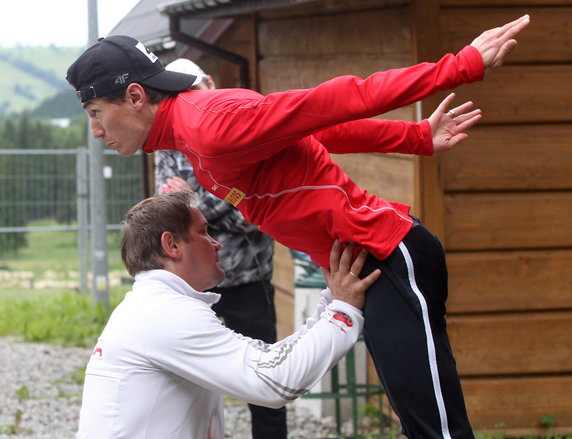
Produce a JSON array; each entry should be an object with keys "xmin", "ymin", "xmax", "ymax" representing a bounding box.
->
[{"xmin": 154, "ymin": 58, "xmax": 287, "ymax": 439}]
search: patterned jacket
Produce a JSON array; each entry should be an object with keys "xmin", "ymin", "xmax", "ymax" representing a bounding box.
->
[{"xmin": 155, "ymin": 149, "xmax": 274, "ymax": 288}]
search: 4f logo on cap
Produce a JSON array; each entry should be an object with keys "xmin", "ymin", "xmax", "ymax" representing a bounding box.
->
[
  {"xmin": 115, "ymin": 73, "xmax": 129, "ymax": 85},
  {"xmin": 135, "ymin": 41, "xmax": 158, "ymax": 63}
]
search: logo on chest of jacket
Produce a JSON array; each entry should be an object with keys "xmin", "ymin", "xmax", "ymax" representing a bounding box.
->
[{"xmin": 224, "ymin": 187, "xmax": 246, "ymax": 207}]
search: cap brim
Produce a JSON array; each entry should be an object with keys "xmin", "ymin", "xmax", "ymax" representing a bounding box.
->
[{"xmin": 141, "ymin": 69, "xmax": 197, "ymax": 92}]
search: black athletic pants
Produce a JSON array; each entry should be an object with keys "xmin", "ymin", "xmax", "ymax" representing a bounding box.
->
[
  {"xmin": 360, "ymin": 219, "xmax": 474, "ymax": 439},
  {"xmin": 211, "ymin": 280, "xmax": 288, "ymax": 439}
]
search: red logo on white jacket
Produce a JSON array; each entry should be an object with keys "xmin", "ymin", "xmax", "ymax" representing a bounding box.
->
[
  {"xmin": 329, "ymin": 312, "xmax": 353, "ymax": 333},
  {"xmin": 92, "ymin": 347, "xmax": 103, "ymax": 357}
]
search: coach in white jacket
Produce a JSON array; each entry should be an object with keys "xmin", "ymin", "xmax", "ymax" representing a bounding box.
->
[{"xmin": 76, "ymin": 190, "xmax": 380, "ymax": 439}]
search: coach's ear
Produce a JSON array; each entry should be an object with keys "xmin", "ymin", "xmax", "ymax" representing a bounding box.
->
[
  {"xmin": 161, "ymin": 231, "xmax": 182, "ymax": 260},
  {"xmin": 125, "ymin": 83, "xmax": 147, "ymax": 109}
]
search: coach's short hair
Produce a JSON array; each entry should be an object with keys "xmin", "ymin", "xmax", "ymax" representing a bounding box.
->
[{"xmin": 120, "ymin": 191, "xmax": 195, "ymax": 277}]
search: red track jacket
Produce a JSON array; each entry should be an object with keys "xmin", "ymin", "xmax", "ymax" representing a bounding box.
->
[{"xmin": 144, "ymin": 46, "xmax": 484, "ymax": 267}]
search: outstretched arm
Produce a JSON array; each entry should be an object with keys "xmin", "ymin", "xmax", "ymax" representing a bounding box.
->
[
  {"xmin": 314, "ymin": 92, "xmax": 482, "ymax": 156},
  {"xmin": 313, "ymin": 118, "xmax": 433, "ymax": 156},
  {"xmin": 146, "ymin": 240, "xmax": 378, "ymax": 408},
  {"xmin": 171, "ymin": 16, "xmax": 528, "ymax": 164}
]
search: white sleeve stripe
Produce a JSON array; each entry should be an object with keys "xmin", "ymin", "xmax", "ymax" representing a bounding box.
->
[{"xmin": 252, "ymin": 368, "xmax": 309, "ymax": 400}]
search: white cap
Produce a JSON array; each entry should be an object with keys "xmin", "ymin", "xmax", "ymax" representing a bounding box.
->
[{"xmin": 165, "ymin": 58, "xmax": 207, "ymax": 87}]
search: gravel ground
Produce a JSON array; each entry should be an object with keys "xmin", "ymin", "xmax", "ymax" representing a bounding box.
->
[
  {"xmin": 0, "ymin": 338, "xmax": 88, "ymax": 438},
  {"xmin": 0, "ymin": 337, "xmax": 346, "ymax": 439}
]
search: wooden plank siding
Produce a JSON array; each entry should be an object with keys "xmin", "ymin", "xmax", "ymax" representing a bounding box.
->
[
  {"xmin": 444, "ymin": 192, "xmax": 572, "ymax": 250},
  {"xmin": 462, "ymin": 376, "xmax": 572, "ymax": 435},
  {"xmin": 448, "ymin": 66, "xmax": 572, "ymax": 124},
  {"xmin": 448, "ymin": 311, "xmax": 572, "ymax": 375},
  {"xmin": 441, "ymin": 7, "xmax": 572, "ymax": 63},
  {"xmin": 413, "ymin": 1, "xmax": 572, "ymax": 434},
  {"xmin": 442, "ymin": 124, "xmax": 572, "ymax": 191},
  {"xmin": 447, "ymin": 250, "xmax": 572, "ymax": 313},
  {"xmin": 208, "ymin": 16, "xmax": 258, "ymax": 90}
]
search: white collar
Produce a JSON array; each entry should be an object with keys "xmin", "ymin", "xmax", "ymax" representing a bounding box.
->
[{"xmin": 134, "ymin": 269, "xmax": 221, "ymax": 306}]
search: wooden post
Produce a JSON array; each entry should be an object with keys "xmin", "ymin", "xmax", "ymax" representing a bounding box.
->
[{"xmin": 411, "ymin": 0, "xmax": 446, "ymax": 242}]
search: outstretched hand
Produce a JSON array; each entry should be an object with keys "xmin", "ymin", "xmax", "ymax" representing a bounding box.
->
[
  {"xmin": 471, "ymin": 14, "xmax": 530, "ymax": 76},
  {"xmin": 321, "ymin": 241, "xmax": 381, "ymax": 310},
  {"xmin": 428, "ymin": 93, "xmax": 482, "ymax": 154}
]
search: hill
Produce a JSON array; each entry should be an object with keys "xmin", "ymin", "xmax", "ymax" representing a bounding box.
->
[{"xmin": 0, "ymin": 45, "xmax": 84, "ymax": 116}]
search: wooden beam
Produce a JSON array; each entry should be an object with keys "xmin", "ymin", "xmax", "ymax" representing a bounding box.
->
[
  {"xmin": 412, "ymin": 0, "xmax": 447, "ymax": 239},
  {"xmin": 462, "ymin": 375, "xmax": 572, "ymax": 432},
  {"xmin": 442, "ymin": 124, "xmax": 572, "ymax": 192},
  {"xmin": 447, "ymin": 249, "xmax": 572, "ymax": 313},
  {"xmin": 452, "ymin": 66, "xmax": 572, "ymax": 124},
  {"xmin": 441, "ymin": 7, "xmax": 572, "ymax": 63},
  {"xmin": 444, "ymin": 192, "xmax": 572, "ymax": 251},
  {"xmin": 449, "ymin": 311, "xmax": 572, "ymax": 375}
]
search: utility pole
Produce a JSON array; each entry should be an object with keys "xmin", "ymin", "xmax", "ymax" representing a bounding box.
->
[{"xmin": 87, "ymin": 0, "xmax": 109, "ymax": 310}]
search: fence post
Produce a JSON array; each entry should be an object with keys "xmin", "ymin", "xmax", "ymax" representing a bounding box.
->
[
  {"xmin": 76, "ymin": 147, "xmax": 89, "ymax": 294},
  {"xmin": 88, "ymin": 137, "xmax": 109, "ymax": 309},
  {"xmin": 87, "ymin": 0, "xmax": 109, "ymax": 310}
]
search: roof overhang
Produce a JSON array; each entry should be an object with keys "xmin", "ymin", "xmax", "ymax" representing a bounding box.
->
[{"xmin": 160, "ymin": 0, "xmax": 318, "ymax": 19}]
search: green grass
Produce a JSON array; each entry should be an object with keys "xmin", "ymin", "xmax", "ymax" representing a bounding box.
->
[
  {"xmin": 0, "ymin": 222, "xmax": 128, "ymax": 347},
  {"xmin": 0, "ymin": 219, "xmax": 127, "ymax": 300},
  {"xmin": 0, "ymin": 287, "xmax": 125, "ymax": 347}
]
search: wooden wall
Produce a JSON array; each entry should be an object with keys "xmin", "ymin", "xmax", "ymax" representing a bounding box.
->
[
  {"xmin": 415, "ymin": 1, "xmax": 572, "ymax": 435},
  {"xmin": 186, "ymin": 17, "xmax": 258, "ymax": 90},
  {"xmin": 256, "ymin": 0, "xmax": 413, "ymax": 339}
]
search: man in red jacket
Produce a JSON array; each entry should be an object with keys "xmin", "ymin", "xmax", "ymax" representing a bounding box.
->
[{"xmin": 67, "ymin": 14, "xmax": 529, "ymax": 438}]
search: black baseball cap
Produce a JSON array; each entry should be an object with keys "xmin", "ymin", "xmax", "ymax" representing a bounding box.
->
[{"xmin": 66, "ymin": 35, "xmax": 197, "ymax": 103}]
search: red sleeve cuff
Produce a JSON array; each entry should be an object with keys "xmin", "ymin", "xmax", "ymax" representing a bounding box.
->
[
  {"xmin": 458, "ymin": 45, "xmax": 485, "ymax": 83},
  {"xmin": 419, "ymin": 119, "xmax": 434, "ymax": 156}
]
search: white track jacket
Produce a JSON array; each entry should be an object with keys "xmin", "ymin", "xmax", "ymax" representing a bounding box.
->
[{"xmin": 76, "ymin": 269, "xmax": 363, "ymax": 439}]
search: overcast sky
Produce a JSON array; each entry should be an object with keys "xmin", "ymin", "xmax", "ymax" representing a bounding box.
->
[{"xmin": 0, "ymin": 0, "xmax": 141, "ymax": 47}]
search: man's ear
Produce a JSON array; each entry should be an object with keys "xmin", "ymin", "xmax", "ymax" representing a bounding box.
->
[
  {"xmin": 125, "ymin": 83, "xmax": 147, "ymax": 108},
  {"xmin": 161, "ymin": 231, "xmax": 181, "ymax": 259},
  {"xmin": 206, "ymin": 75, "xmax": 216, "ymax": 90}
]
